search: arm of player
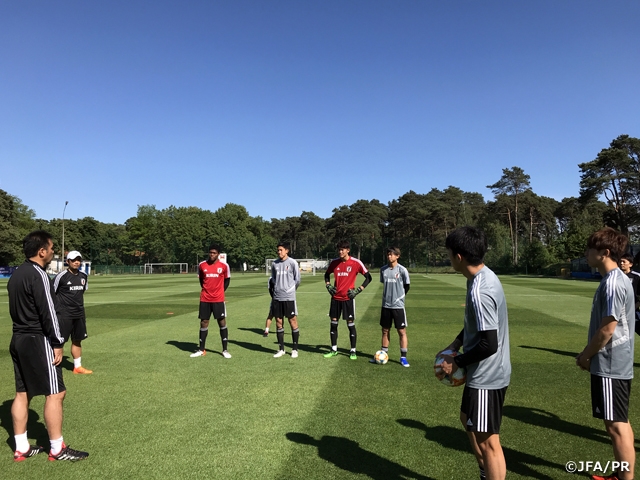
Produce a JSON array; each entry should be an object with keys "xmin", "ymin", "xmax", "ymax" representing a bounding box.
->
[
  {"xmin": 576, "ymin": 316, "xmax": 617, "ymax": 370},
  {"xmin": 34, "ymin": 275, "xmax": 65, "ymax": 350},
  {"xmin": 359, "ymin": 271, "xmax": 372, "ymax": 291},
  {"xmin": 223, "ymin": 278, "xmax": 230, "ymax": 291},
  {"xmin": 403, "ymin": 284, "xmax": 410, "ymax": 295}
]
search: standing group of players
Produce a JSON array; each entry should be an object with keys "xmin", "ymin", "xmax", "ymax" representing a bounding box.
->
[
  {"xmin": 6, "ymin": 226, "xmax": 640, "ymax": 480},
  {"xmin": 190, "ymin": 240, "xmax": 412, "ymax": 366}
]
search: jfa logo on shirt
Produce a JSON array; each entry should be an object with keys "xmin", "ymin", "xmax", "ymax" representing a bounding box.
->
[
  {"xmin": 217, "ymin": 268, "xmax": 222, "ymax": 273},
  {"xmin": 347, "ymin": 267, "xmax": 352, "ymax": 272}
]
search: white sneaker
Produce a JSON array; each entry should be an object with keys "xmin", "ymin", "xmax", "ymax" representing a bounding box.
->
[
  {"xmin": 291, "ymin": 350, "xmax": 298, "ymax": 358},
  {"xmin": 190, "ymin": 350, "xmax": 206, "ymax": 357},
  {"xmin": 273, "ymin": 350, "xmax": 286, "ymax": 358},
  {"xmin": 222, "ymin": 351, "xmax": 232, "ymax": 359}
]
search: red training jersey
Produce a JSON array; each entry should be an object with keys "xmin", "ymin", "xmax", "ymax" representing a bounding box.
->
[
  {"xmin": 199, "ymin": 260, "xmax": 230, "ymax": 303},
  {"xmin": 327, "ymin": 257, "xmax": 368, "ymax": 301}
]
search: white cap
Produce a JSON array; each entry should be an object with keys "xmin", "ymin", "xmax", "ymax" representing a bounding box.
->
[{"xmin": 66, "ymin": 251, "xmax": 83, "ymax": 260}]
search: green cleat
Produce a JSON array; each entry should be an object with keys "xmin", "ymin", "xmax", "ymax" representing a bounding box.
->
[
  {"xmin": 350, "ymin": 352, "xmax": 357, "ymax": 360},
  {"xmin": 323, "ymin": 350, "xmax": 338, "ymax": 358}
]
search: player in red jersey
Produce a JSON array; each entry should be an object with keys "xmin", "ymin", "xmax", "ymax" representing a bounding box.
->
[
  {"xmin": 323, "ymin": 240, "xmax": 372, "ymax": 360},
  {"xmin": 190, "ymin": 244, "xmax": 232, "ymax": 358}
]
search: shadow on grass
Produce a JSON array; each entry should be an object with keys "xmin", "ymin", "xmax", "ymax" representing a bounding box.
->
[
  {"xmin": 0, "ymin": 400, "xmax": 49, "ymax": 451},
  {"xmin": 503, "ymin": 406, "xmax": 613, "ymax": 446},
  {"xmin": 519, "ymin": 345, "xmax": 640, "ymax": 368},
  {"xmin": 286, "ymin": 432, "xmax": 433, "ymax": 480},
  {"xmin": 166, "ymin": 340, "xmax": 199, "ymax": 353},
  {"xmin": 61, "ymin": 355, "xmax": 74, "ymax": 372},
  {"xmin": 237, "ymin": 327, "xmax": 267, "ymax": 336},
  {"xmin": 398, "ymin": 419, "xmax": 564, "ymax": 480},
  {"xmin": 227, "ymin": 339, "xmax": 274, "ymax": 354}
]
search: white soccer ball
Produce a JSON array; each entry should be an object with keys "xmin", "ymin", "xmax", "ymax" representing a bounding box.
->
[
  {"xmin": 434, "ymin": 349, "xmax": 467, "ymax": 387},
  {"xmin": 374, "ymin": 350, "xmax": 389, "ymax": 365}
]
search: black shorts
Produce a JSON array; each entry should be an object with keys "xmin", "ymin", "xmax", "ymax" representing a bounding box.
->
[
  {"xmin": 272, "ymin": 300, "xmax": 297, "ymax": 319},
  {"xmin": 10, "ymin": 334, "xmax": 65, "ymax": 396},
  {"xmin": 461, "ymin": 386, "xmax": 507, "ymax": 434},
  {"xmin": 199, "ymin": 302, "xmax": 227, "ymax": 320},
  {"xmin": 591, "ymin": 374, "xmax": 631, "ymax": 422},
  {"xmin": 268, "ymin": 300, "xmax": 275, "ymax": 318},
  {"xmin": 380, "ymin": 308, "xmax": 407, "ymax": 329},
  {"xmin": 61, "ymin": 316, "xmax": 88, "ymax": 343},
  {"xmin": 329, "ymin": 298, "xmax": 356, "ymax": 322}
]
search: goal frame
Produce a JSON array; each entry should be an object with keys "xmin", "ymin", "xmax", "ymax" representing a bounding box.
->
[{"xmin": 144, "ymin": 263, "xmax": 189, "ymax": 274}]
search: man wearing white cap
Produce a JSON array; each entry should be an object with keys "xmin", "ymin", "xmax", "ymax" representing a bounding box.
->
[{"xmin": 53, "ymin": 251, "xmax": 92, "ymax": 374}]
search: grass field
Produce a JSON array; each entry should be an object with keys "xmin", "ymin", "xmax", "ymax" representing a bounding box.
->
[{"xmin": 0, "ymin": 272, "xmax": 637, "ymax": 479}]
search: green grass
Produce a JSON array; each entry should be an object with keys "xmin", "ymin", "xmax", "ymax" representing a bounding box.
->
[{"xmin": 0, "ymin": 273, "xmax": 636, "ymax": 479}]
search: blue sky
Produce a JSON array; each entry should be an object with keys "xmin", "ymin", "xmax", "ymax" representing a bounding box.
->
[{"xmin": 1, "ymin": 1, "xmax": 638, "ymax": 224}]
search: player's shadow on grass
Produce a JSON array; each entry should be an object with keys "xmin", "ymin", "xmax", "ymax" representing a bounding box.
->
[
  {"xmin": 237, "ymin": 327, "xmax": 267, "ymax": 336},
  {"xmin": 519, "ymin": 345, "xmax": 640, "ymax": 368},
  {"xmin": 286, "ymin": 432, "xmax": 433, "ymax": 480},
  {"xmin": 503, "ymin": 406, "xmax": 613, "ymax": 446},
  {"xmin": 227, "ymin": 339, "xmax": 274, "ymax": 354},
  {"xmin": 61, "ymin": 355, "xmax": 74, "ymax": 372},
  {"xmin": 0, "ymin": 400, "xmax": 49, "ymax": 451},
  {"xmin": 398, "ymin": 419, "xmax": 564, "ymax": 480},
  {"xmin": 166, "ymin": 340, "xmax": 199, "ymax": 353}
]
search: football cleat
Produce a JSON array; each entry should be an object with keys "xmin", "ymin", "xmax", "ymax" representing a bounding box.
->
[
  {"xmin": 48, "ymin": 444, "xmax": 89, "ymax": 461},
  {"xmin": 73, "ymin": 366, "xmax": 93, "ymax": 374},
  {"xmin": 263, "ymin": 330, "xmax": 269, "ymax": 337},
  {"xmin": 323, "ymin": 350, "xmax": 338, "ymax": 358},
  {"xmin": 190, "ymin": 350, "xmax": 206, "ymax": 357},
  {"xmin": 273, "ymin": 350, "xmax": 286, "ymax": 358},
  {"xmin": 350, "ymin": 352, "xmax": 357, "ymax": 360},
  {"xmin": 291, "ymin": 350, "xmax": 298, "ymax": 358},
  {"xmin": 14, "ymin": 445, "xmax": 43, "ymax": 462},
  {"xmin": 222, "ymin": 351, "xmax": 232, "ymax": 359},
  {"xmin": 400, "ymin": 357, "xmax": 410, "ymax": 367}
]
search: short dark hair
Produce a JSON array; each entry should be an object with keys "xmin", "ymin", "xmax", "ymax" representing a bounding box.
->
[
  {"xmin": 336, "ymin": 240, "xmax": 350, "ymax": 250},
  {"xmin": 386, "ymin": 246, "xmax": 401, "ymax": 256},
  {"xmin": 277, "ymin": 241, "xmax": 291, "ymax": 251},
  {"xmin": 621, "ymin": 253, "xmax": 634, "ymax": 264},
  {"xmin": 23, "ymin": 230, "xmax": 53, "ymax": 259},
  {"xmin": 208, "ymin": 244, "xmax": 221, "ymax": 253},
  {"xmin": 445, "ymin": 227, "xmax": 487, "ymax": 266},
  {"xmin": 586, "ymin": 227, "xmax": 628, "ymax": 263}
]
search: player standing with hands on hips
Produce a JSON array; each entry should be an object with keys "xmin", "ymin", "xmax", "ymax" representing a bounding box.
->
[
  {"xmin": 191, "ymin": 244, "xmax": 232, "ymax": 359},
  {"xmin": 324, "ymin": 240, "xmax": 372, "ymax": 360},
  {"xmin": 8, "ymin": 230, "xmax": 88, "ymax": 462},
  {"xmin": 371, "ymin": 246, "xmax": 411, "ymax": 367},
  {"xmin": 576, "ymin": 228, "xmax": 635, "ymax": 480},
  {"xmin": 53, "ymin": 251, "xmax": 92, "ymax": 374},
  {"xmin": 437, "ymin": 227, "xmax": 510, "ymax": 480},
  {"xmin": 270, "ymin": 242, "xmax": 301, "ymax": 358}
]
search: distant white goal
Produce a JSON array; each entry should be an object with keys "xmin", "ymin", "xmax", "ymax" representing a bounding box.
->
[
  {"xmin": 265, "ymin": 259, "xmax": 316, "ymax": 276},
  {"xmin": 144, "ymin": 263, "xmax": 189, "ymax": 274}
]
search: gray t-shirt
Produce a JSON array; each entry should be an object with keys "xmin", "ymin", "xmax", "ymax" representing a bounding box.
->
[
  {"xmin": 589, "ymin": 268, "xmax": 635, "ymax": 380},
  {"xmin": 271, "ymin": 257, "xmax": 300, "ymax": 301},
  {"xmin": 463, "ymin": 266, "xmax": 511, "ymax": 390},
  {"xmin": 380, "ymin": 264, "xmax": 410, "ymax": 309}
]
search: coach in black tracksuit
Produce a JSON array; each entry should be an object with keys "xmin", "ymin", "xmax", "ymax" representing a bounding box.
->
[{"xmin": 8, "ymin": 230, "xmax": 88, "ymax": 462}]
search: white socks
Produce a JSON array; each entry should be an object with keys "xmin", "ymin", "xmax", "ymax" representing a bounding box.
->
[
  {"xmin": 74, "ymin": 357, "xmax": 82, "ymax": 368},
  {"xmin": 14, "ymin": 432, "xmax": 29, "ymax": 453},
  {"xmin": 50, "ymin": 437, "xmax": 64, "ymax": 455}
]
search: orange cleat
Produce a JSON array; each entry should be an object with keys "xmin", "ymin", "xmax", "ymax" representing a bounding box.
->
[{"xmin": 73, "ymin": 366, "xmax": 93, "ymax": 374}]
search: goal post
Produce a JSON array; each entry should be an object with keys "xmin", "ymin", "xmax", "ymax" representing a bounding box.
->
[
  {"xmin": 144, "ymin": 263, "xmax": 189, "ymax": 274},
  {"xmin": 265, "ymin": 259, "xmax": 317, "ymax": 276}
]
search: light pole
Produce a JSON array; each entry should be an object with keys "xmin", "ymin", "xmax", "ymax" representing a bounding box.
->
[{"xmin": 62, "ymin": 201, "xmax": 68, "ymax": 270}]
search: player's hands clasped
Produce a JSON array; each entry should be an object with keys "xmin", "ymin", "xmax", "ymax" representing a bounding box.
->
[
  {"xmin": 347, "ymin": 288, "xmax": 361, "ymax": 299},
  {"xmin": 326, "ymin": 284, "xmax": 337, "ymax": 296}
]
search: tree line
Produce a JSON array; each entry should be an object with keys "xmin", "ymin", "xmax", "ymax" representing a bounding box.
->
[{"xmin": 1, "ymin": 134, "xmax": 638, "ymax": 272}]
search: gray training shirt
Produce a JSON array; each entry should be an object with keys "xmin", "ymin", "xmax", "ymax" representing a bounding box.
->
[
  {"xmin": 589, "ymin": 268, "xmax": 635, "ymax": 380},
  {"xmin": 271, "ymin": 257, "xmax": 300, "ymax": 301},
  {"xmin": 463, "ymin": 266, "xmax": 511, "ymax": 390},
  {"xmin": 380, "ymin": 264, "xmax": 410, "ymax": 309}
]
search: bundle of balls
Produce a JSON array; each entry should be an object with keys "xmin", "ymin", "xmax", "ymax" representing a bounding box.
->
[{"xmin": 433, "ymin": 349, "xmax": 467, "ymax": 387}]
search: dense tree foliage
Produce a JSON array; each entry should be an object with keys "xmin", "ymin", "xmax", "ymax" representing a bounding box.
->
[{"xmin": 1, "ymin": 135, "xmax": 637, "ymax": 271}]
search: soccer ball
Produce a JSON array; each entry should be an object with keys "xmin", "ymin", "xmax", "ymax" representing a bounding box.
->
[
  {"xmin": 374, "ymin": 350, "xmax": 389, "ymax": 365},
  {"xmin": 434, "ymin": 349, "xmax": 466, "ymax": 387}
]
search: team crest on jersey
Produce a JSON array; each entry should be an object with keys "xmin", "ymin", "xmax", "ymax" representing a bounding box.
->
[
  {"xmin": 81, "ymin": 278, "xmax": 86, "ymax": 285},
  {"xmin": 217, "ymin": 268, "xmax": 222, "ymax": 273},
  {"xmin": 346, "ymin": 267, "xmax": 352, "ymax": 273},
  {"xmin": 395, "ymin": 273, "xmax": 399, "ymax": 279}
]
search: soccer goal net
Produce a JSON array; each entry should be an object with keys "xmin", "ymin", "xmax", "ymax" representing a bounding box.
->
[
  {"xmin": 144, "ymin": 263, "xmax": 189, "ymax": 274},
  {"xmin": 265, "ymin": 259, "xmax": 317, "ymax": 276}
]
